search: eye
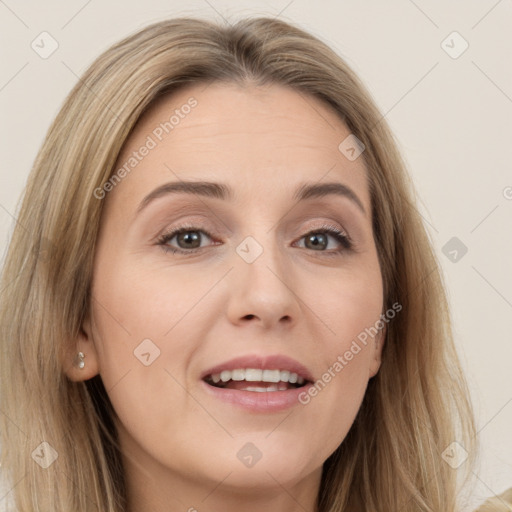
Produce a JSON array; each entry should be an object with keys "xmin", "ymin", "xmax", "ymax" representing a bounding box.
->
[
  {"xmin": 295, "ymin": 224, "xmax": 353, "ymax": 255},
  {"xmin": 156, "ymin": 223, "xmax": 353, "ymax": 256},
  {"xmin": 157, "ymin": 225, "xmax": 216, "ymax": 254}
]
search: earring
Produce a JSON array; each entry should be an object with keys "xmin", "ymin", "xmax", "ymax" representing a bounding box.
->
[{"xmin": 74, "ymin": 351, "xmax": 85, "ymax": 369}]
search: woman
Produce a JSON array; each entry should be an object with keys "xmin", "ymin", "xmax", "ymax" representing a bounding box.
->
[{"xmin": 0, "ymin": 16, "xmax": 477, "ymax": 511}]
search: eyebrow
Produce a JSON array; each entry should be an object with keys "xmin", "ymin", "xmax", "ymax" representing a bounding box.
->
[{"xmin": 136, "ymin": 180, "xmax": 366, "ymax": 216}]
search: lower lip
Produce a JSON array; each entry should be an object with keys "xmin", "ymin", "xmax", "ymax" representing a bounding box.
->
[{"xmin": 200, "ymin": 380, "xmax": 313, "ymax": 413}]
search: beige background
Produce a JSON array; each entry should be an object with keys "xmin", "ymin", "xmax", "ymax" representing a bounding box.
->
[{"xmin": 1, "ymin": 1, "xmax": 511, "ymax": 509}]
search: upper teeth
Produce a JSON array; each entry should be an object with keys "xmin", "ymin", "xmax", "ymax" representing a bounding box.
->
[{"xmin": 210, "ymin": 369, "xmax": 305, "ymax": 385}]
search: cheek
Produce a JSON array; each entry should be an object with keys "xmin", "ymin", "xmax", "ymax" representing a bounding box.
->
[
  {"xmin": 90, "ymin": 253, "xmax": 207, "ymax": 354},
  {"xmin": 88, "ymin": 254, "xmax": 212, "ymax": 423},
  {"xmin": 312, "ymin": 258, "xmax": 383, "ymax": 350},
  {"xmin": 86, "ymin": 262, "xmax": 234, "ymax": 477},
  {"xmin": 88, "ymin": 266, "xmax": 201, "ymax": 462},
  {"xmin": 298, "ymin": 261, "xmax": 382, "ymax": 439}
]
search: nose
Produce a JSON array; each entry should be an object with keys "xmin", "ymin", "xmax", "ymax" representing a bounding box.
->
[{"xmin": 225, "ymin": 236, "xmax": 302, "ymax": 330}]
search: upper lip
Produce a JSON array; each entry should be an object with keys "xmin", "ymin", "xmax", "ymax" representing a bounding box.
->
[{"xmin": 200, "ymin": 354, "xmax": 314, "ymax": 382}]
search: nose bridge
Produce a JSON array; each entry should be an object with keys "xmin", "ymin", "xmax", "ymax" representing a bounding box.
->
[
  {"xmin": 237, "ymin": 231, "xmax": 286, "ymax": 286},
  {"xmin": 226, "ymin": 226, "xmax": 300, "ymax": 327},
  {"xmin": 233, "ymin": 201, "xmax": 284, "ymax": 274}
]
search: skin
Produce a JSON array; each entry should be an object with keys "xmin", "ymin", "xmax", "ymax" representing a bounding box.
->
[{"xmin": 66, "ymin": 82, "xmax": 385, "ymax": 512}]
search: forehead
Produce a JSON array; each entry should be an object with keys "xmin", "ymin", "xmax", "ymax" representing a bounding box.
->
[{"xmin": 107, "ymin": 81, "xmax": 370, "ymax": 214}]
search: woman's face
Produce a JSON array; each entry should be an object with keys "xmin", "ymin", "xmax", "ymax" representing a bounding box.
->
[{"xmin": 69, "ymin": 82, "xmax": 385, "ymax": 506}]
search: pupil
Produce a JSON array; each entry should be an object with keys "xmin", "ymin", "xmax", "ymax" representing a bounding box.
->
[
  {"xmin": 179, "ymin": 231, "xmax": 200, "ymax": 248},
  {"xmin": 306, "ymin": 233, "xmax": 326, "ymax": 250}
]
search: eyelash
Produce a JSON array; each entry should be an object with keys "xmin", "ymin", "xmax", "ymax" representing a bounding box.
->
[{"xmin": 156, "ymin": 222, "xmax": 354, "ymax": 257}]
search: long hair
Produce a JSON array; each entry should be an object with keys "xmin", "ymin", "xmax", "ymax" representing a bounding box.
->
[{"xmin": 0, "ymin": 16, "xmax": 476, "ymax": 511}]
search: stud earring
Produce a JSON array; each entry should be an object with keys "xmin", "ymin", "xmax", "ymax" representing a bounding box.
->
[{"xmin": 74, "ymin": 351, "xmax": 85, "ymax": 369}]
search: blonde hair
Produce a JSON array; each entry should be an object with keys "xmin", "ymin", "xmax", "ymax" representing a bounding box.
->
[
  {"xmin": 0, "ymin": 16, "xmax": 476, "ymax": 511},
  {"xmin": 474, "ymin": 488, "xmax": 512, "ymax": 512}
]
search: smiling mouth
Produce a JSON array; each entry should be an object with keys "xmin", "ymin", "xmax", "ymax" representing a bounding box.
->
[{"xmin": 203, "ymin": 368, "xmax": 309, "ymax": 392}]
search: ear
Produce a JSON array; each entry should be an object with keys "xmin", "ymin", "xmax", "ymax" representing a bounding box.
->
[
  {"xmin": 63, "ymin": 313, "xmax": 100, "ymax": 382},
  {"xmin": 368, "ymin": 324, "xmax": 386, "ymax": 378}
]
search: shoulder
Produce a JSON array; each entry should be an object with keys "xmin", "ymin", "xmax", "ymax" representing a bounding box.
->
[{"xmin": 473, "ymin": 487, "xmax": 512, "ymax": 511}]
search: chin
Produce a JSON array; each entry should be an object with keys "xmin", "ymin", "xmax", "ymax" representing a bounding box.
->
[
  {"xmin": 196, "ymin": 435, "xmax": 321, "ymax": 489},
  {"xmin": 210, "ymin": 456, "xmax": 317, "ymax": 491}
]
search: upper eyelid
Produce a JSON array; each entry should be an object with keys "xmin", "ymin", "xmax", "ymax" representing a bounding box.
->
[
  {"xmin": 158, "ymin": 223, "xmax": 351, "ymax": 247},
  {"xmin": 145, "ymin": 200, "xmax": 358, "ymax": 227},
  {"xmin": 158, "ymin": 221, "xmax": 348, "ymax": 236}
]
